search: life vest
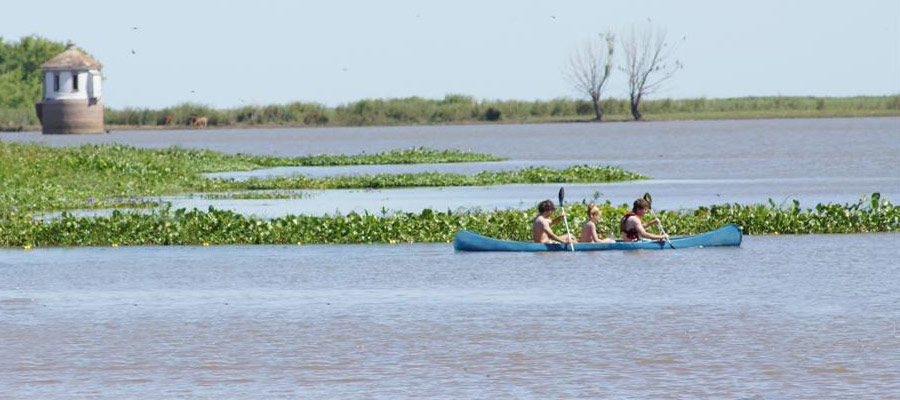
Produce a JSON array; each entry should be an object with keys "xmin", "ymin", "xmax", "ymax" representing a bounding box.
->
[{"xmin": 620, "ymin": 211, "xmax": 641, "ymax": 241}]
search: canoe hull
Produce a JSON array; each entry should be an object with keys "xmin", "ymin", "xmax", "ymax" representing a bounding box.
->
[{"xmin": 453, "ymin": 224, "xmax": 742, "ymax": 252}]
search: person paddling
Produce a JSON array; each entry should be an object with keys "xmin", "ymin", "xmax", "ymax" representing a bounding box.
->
[
  {"xmin": 532, "ymin": 200, "xmax": 575, "ymax": 244},
  {"xmin": 620, "ymin": 198, "xmax": 669, "ymax": 242},
  {"xmin": 580, "ymin": 203, "xmax": 616, "ymax": 243}
]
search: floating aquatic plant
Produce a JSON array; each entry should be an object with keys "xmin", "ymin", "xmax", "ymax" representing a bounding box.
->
[{"xmin": 1, "ymin": 194, "xmax": 895, "ymax": 247}]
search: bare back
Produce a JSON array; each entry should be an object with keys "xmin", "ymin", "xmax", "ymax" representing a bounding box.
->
[
  {"xmin": 580, "ymin": 221, "xmax": 598, "ymax": 243},
  {"xmin": 532, "ymin": 215, "xmax": 552, "ymax": 243}
]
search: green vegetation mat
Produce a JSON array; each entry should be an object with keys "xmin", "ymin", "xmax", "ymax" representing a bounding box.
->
[
  {"xmin": 200, "ymin": 165, "xmax": 646, "ymax": 191},
  {"xmin": 0, "ymin": 142, "xmax": 640, "ymax": 212},
  {"xmin": 1, "ymin": 194, "xmax": 895, "ymax": 247}
]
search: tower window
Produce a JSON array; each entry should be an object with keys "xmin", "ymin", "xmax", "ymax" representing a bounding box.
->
[
  {"xmin": 73, "ymin": 73, "xmax": 79, "ymax": 91},
  {"xmin": 53, "ymin": 73, "xmax": 60, "ymax": 92}
]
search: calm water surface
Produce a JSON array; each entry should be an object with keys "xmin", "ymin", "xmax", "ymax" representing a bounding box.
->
[
  {"xmin": 3, "ymin": 118, "xmax": 899, "ymax": 398},
  {"xmin": 163, "ymin": 178, "xmax": 896, "ymax": 218},
  {"xmin": 3, "ymin": 117, "xmax": 898, "ymax": 180},
  {"xmin": 6, "ymin": 117, "xmax": 896, "ymax": 216},
  {"xmin": 2, "ymin": 234, "xmax": 899, "ymax": 398}
]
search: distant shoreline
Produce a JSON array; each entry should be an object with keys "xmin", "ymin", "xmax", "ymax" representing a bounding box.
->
[
  {"xmin": 4, "ymin": 95, "xmax": 899, "ymax": 133},
  {"xmin": 107, "ymin": 110, "xmax": 900, "ymax": 132},
  {"xmin": 9, "ymin": 111, "xmax": 900, "ymax": 134}
]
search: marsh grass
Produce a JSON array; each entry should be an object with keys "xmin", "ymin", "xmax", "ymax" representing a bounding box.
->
[
  {"xmin": 8, "ymin": 95, "xmax": 895, "ymax": 130},
  {"xmin": 105, "ymin": 95, "xmax": 900, "ymax": 127}
]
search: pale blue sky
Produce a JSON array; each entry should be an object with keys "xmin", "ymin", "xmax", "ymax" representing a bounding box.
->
[{"xmin": 4, "ymin": 0, "xmax": 899, "ymax": 108}]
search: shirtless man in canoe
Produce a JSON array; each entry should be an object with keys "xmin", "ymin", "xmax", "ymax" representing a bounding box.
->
[{"xmin": 532, "ymin": 200, "xmax": 575, "ymax": 244}]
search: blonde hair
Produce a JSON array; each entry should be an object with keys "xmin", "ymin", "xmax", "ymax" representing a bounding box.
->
[{"xmin": 586, "ymin": 203, "xmax": 601, "ymax": 219}]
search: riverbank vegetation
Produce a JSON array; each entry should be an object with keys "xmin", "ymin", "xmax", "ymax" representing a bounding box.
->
[
  {"xmin": 96, "ymin": 95, "xmax": 900, "ymax": 128},
  {"xmin": 0, "ymin": 141, "xmax": 640, "ymax": 212},
  {"xmin": 1, "ymin": 194, "xmax": 895, "ymax": 247},
  {"xmin": 6, "ymin": 94, "xmax": 898, "ymax": 131}
]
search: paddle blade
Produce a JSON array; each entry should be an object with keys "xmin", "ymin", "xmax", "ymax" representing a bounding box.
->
[
  {"xmin": 643, "ymin": 192, "xmax": 652, "ymax": 208},
  {"xmin": 558, "ymin": 187, "xmax": 565, "ymax": 205}
]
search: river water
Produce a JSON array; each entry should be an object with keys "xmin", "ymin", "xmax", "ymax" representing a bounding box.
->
[
  {"xmin": 1, "ymin": 235, "xmax": 898, "ymax": 398},
  {"xmin": 5, "ymin": 117, "xmax": 898, "ymax": 216},
  {"xmin": 2, "ymin": 118, "xmax": 899, "ymax": 398}
]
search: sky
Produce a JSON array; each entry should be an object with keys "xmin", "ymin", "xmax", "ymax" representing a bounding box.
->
[{"xmin": 4, "ymin": 0, "xmax": 899, "ymax": 108}]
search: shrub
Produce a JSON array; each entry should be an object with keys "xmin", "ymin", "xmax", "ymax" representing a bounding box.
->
[
  {"xmin": 304, "ymin": 111, "xmax": 329, "ymax": 125},
  {"xmin": 484, "ymin": 107, "xmax": 501, "ymax": 121}
]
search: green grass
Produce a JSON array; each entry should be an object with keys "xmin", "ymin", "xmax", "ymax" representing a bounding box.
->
[{"xmin": 2, "ymin": 194, "xmax": 895, "ymax": 247}]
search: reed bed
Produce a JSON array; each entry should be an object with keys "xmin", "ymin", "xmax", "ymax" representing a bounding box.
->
[{"xmin": 100, "ymin": 95, "xmax": 900, "ymax": 127}]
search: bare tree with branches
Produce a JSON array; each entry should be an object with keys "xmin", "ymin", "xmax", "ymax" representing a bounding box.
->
[
  {"xmin": 566, "ymin": 32, "xmax": 615, "ymax": 121},
  {"xmin": 620, "ymin": 23, "xmax": 682, "ymax": 121}
]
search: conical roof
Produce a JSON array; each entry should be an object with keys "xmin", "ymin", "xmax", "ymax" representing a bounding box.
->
[{"xmin": 41, "ymin": 44, "xmax": 102, "ymax": 70}]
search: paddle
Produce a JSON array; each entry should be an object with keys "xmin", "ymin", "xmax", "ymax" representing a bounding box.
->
[
  {"xmin": 558, "ymin": 187, "xmax": 575, "ymax": 251},
  {"xmin": 643, "ymin": 192, "xmax": 675, "ymax": 249}
]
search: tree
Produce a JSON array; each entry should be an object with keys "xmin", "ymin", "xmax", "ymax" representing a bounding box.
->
[
  {"xmin": 566, "ymin": 32, "xmax": 614, "ymax": 121},
  {"xmin": 620, "ymin": 23, "xmax": 682, "ymax": 121},
  {"xmin": 0, "ymin": 36, "xmax": 66, "ymax": 109}
]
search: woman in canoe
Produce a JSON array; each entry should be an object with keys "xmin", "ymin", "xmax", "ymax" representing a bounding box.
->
[
  {"xmin": 580, "ymin": 203, "xmax": 616, "ymax": 243},
  {"xmin": 620, "ymin": 198, "xmax": 669, "ymax": 242},
  {"xmin": 532, "ymin": 200, "xmax": 575, "ymax": 244}
]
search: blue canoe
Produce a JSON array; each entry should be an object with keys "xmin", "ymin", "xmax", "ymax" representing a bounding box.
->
[{"xmin": 453, "ymin": 224, "xmax": 742, "ymax": 252}]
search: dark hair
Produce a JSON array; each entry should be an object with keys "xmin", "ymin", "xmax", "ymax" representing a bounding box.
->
[
  {"xmin": 537, "ymin": 200, "xmax": 555, "ymax": 213},
  {"xmin": 633, "ymin": 199, "xmax": 650, "ymax": 212}
]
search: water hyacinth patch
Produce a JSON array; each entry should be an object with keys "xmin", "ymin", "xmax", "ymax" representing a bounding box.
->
[
  {"xmin": 1, "ymin": 194, "xmax": 896, "ymax": 247},
  {"xmin": 199, "ymin": 190, "xmax": 313, "ymax": 200},
  {"xmin": 198, "ymin": 165, "xmax": 647, "ymax": 191},
  {"xmin": 0, "ymin": 142, "xmax": 508, "ymax": 212}
]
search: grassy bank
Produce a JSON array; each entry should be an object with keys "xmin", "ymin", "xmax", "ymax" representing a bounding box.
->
[
  {"xmin": 3, "ymin": 95, "xmax": 899, "ymax": 131},
  {"xmin": 101, "ymin": 95, "xmax": 900, "ymax": 127},
  {"xmin": 0, "ymin": 142, "xmax": 641, "ymax": 212},
  {"xmin": 1, "ymin": 194, "xmax": 895, "ymax": 247}
]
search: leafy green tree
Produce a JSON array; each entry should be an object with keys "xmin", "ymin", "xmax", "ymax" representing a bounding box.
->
[{"xmin": 0, "ymin": 36, "xmax": 66, "ymax": 109}]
